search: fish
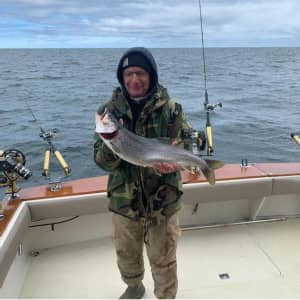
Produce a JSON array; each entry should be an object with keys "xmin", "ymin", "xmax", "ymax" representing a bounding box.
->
[{"xmin": 95, "ymin": 108, "xmax": 224, "ymax": 185}]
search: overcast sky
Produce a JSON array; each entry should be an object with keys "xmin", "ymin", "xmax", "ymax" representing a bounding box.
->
[{"xmin": 1, "ymin": 0, "xmax": 299, "ymax": 48}]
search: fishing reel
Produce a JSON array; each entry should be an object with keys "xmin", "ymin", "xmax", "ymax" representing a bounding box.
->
[
  {"xmin": 205, "ymin": 102, "xmax": 223, "ymax": 111},
  {"xmin": 40, "ymin": 128, "xmax": 58, "ymax": 141},
  {"xmin": 191, "ymin": 130, "xmax": 206, "ymax": 155},
  {"xmin": 204, "ymin": 98, "xmax": 223, "ymax": 156},
  {"xmin": 0, "ymin": 149, "xmax": 32, "ymax": 198}
]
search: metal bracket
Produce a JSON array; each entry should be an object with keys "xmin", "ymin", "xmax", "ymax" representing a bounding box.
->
[
  {"xmin": 48, "ymin": 179, "xmax": 62, "ymax": 192},
  {"xmin": 240, "ymin": 158, "xmax": 249, "ymax": 168}
]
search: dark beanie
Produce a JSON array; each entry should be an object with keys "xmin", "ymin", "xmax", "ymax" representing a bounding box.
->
[
  {"xmin": 121, "ymin": 52, "xmax": 152, "ymax": 75},
  {"xmin": 117, "ymin": 47, "xmax": 158, "ymax": 95}
]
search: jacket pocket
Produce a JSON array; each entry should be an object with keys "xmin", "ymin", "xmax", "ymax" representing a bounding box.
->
[
  {"xmin": 108, "ymin": 172, "xmax": 139, "ymax": 219},
  {"xmin": 107, "ymin": 171, "xmax": 124, "ymax": 195}
]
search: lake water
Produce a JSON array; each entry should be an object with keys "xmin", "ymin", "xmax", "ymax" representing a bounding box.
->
[{"xmin": 0, "ymin": 47, "xmax": 300, "ymax": 188}]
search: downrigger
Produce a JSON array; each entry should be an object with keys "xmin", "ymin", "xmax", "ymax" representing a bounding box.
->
[
  {"xmin": 0, "ymin": 149, "xmax": 32, "ymax": 218},
  {"xmin": 0, "ymin": 149, "xmax": 32, "ymax": 195}
]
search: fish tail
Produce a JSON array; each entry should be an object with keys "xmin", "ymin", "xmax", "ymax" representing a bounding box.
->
[
  {"xmin": 202, "ymin": 159, "xmax": 224, "ymax": 185},
  {"xmin": 205, "ymin": 159, "xmax": 224, "ymax": 170}
]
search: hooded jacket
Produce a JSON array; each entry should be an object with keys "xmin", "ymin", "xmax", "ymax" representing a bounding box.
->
[{"xmin": 94, "ymin": 48, "xmax": 192, "ymax": 223}]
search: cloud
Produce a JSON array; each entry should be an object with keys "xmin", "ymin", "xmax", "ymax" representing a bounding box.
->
[{"xmin": 1, "ymin": 0, "xmax": 300, "ymax": 47}]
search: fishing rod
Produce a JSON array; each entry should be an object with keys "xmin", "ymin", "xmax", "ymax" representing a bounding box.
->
[
  {"xmin": 291, "ymin": 133, "xmax": 300, "ymax": 146},
  {"xmin": 24, "ymin": 99, "xmax": 71, "ymax": 179},
  {"xmin": 198, "ymin": 0, "xmax": 222, "ymax": 156}
]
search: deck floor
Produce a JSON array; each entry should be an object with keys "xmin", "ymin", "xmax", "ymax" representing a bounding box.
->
[{"xmin": 20, "ymin": 218, "xmax": 300, "ymax": 298}]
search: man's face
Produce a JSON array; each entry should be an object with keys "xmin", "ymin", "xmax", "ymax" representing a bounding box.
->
[{"xmin": 123, "ymin": 66, "xmax": 150, "ymax": 99}]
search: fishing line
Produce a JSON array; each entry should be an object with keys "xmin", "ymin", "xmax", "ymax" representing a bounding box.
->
[
  {"xmin": 24, "ymin": 98, "xmax": 54, "ymax": 140},
  {"xmin": 198, "ymin": 0, "xmax": 208, "ymax": 92},
  {"xmin": 24, "ymin": 98, "xmax": 38, "ymax": 123},
  {"xmin": 24, "ymin": 97, "xmax": 45, "ymax": 134}
]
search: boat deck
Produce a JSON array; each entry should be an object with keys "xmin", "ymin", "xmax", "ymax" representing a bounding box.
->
[{"xmin": 20, "ymin": 218, "xmax": 300, "ymax": 298}]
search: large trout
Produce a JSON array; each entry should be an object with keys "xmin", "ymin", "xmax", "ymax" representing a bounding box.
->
[{"xmin": 95, "ymin": 108, "xmax": 224, "ymax": 185}]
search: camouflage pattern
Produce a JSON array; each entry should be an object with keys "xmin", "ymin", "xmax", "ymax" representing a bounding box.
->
[
  {"xmin": 94, "ymin": 84, "xmax": 192, "ymax": 223},
  {"xmin": 113, "ymin": 213, "xmax": 181, "ymax": 299}
]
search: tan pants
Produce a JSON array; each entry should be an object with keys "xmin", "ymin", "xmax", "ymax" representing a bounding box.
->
[{"xmin": 112, "ymin": 213, "xmax": 181, "ymax": 299}]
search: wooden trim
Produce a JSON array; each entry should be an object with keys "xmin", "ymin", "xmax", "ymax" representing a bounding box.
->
[
  {"xmin": 181, "ymin": 163, "xmax": 267, "ymax": 183},
  {"xmin": 19, "ymin": 176, "xmax": 109, "ymax": 201},
  {"xmin": 255, "ymin": 163, "xmax": 300, "ymax": 177}
]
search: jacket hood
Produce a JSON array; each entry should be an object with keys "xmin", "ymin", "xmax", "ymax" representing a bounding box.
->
[{"xmin": 117, "ymin": 47, "xmax": 158, "ymax": 97}]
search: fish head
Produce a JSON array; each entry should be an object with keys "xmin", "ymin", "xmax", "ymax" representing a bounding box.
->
[{"xmin": 95, "ymin": 108, "xmax": 120, "ymax": 139}]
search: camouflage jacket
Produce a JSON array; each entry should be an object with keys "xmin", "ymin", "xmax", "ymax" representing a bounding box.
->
[{"xmin": 94, "ymin": 84, "xmax": 192, "ymax": 223}]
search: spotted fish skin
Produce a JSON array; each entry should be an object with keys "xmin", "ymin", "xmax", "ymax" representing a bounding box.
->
[{"xmin": 95, "ymin": 109, "xmax": 224, "ymax": 185}]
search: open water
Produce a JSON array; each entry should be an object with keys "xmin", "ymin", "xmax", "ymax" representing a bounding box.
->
[{"xmin": 0, "ymin": 48, "xmax": 300, "ymax": 188}]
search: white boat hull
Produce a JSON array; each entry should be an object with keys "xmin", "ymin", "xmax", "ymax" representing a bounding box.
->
[{"xmin": 1, "ymin": 163, "xmax": 300, "ymax": 298}]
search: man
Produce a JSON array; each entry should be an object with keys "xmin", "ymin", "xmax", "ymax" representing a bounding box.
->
[{"xmin": 94, "ymin": 47, "xmax": 192, "ymax": 299}]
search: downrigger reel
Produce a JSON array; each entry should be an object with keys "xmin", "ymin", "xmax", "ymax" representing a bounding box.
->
[{"xmin": 0, "ymin": 149, "xmax": 32, "ymax": 198}]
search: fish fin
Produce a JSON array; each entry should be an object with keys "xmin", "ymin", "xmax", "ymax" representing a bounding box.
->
[
  {"xmin": 204, "ymin": 159, "xmax": 224, "ymax": 170},
  {"xmin": 183, "ymin": 166, "xmax": 199, "ymax": 174},
  {"xmin": 202, "ymin": 168, "xmax": 216, "ymax": 186},
  {"xmin": 183, "ymin": 166, "xmax": 215, "ymax": 185}
]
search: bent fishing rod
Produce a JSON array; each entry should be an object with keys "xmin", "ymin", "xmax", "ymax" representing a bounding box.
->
[
  {"xmin": 198, "ymin": 0, "xmax": 222, "ymax": 156},
  {"xmin": 25, "ymin": 99, "xmax": 71, "ymax": 179}
]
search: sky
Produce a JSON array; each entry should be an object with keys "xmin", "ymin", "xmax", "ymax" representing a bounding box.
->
[{"xmin": 1, "ymin": 0, "xmax": 300, "ymax": 48}]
